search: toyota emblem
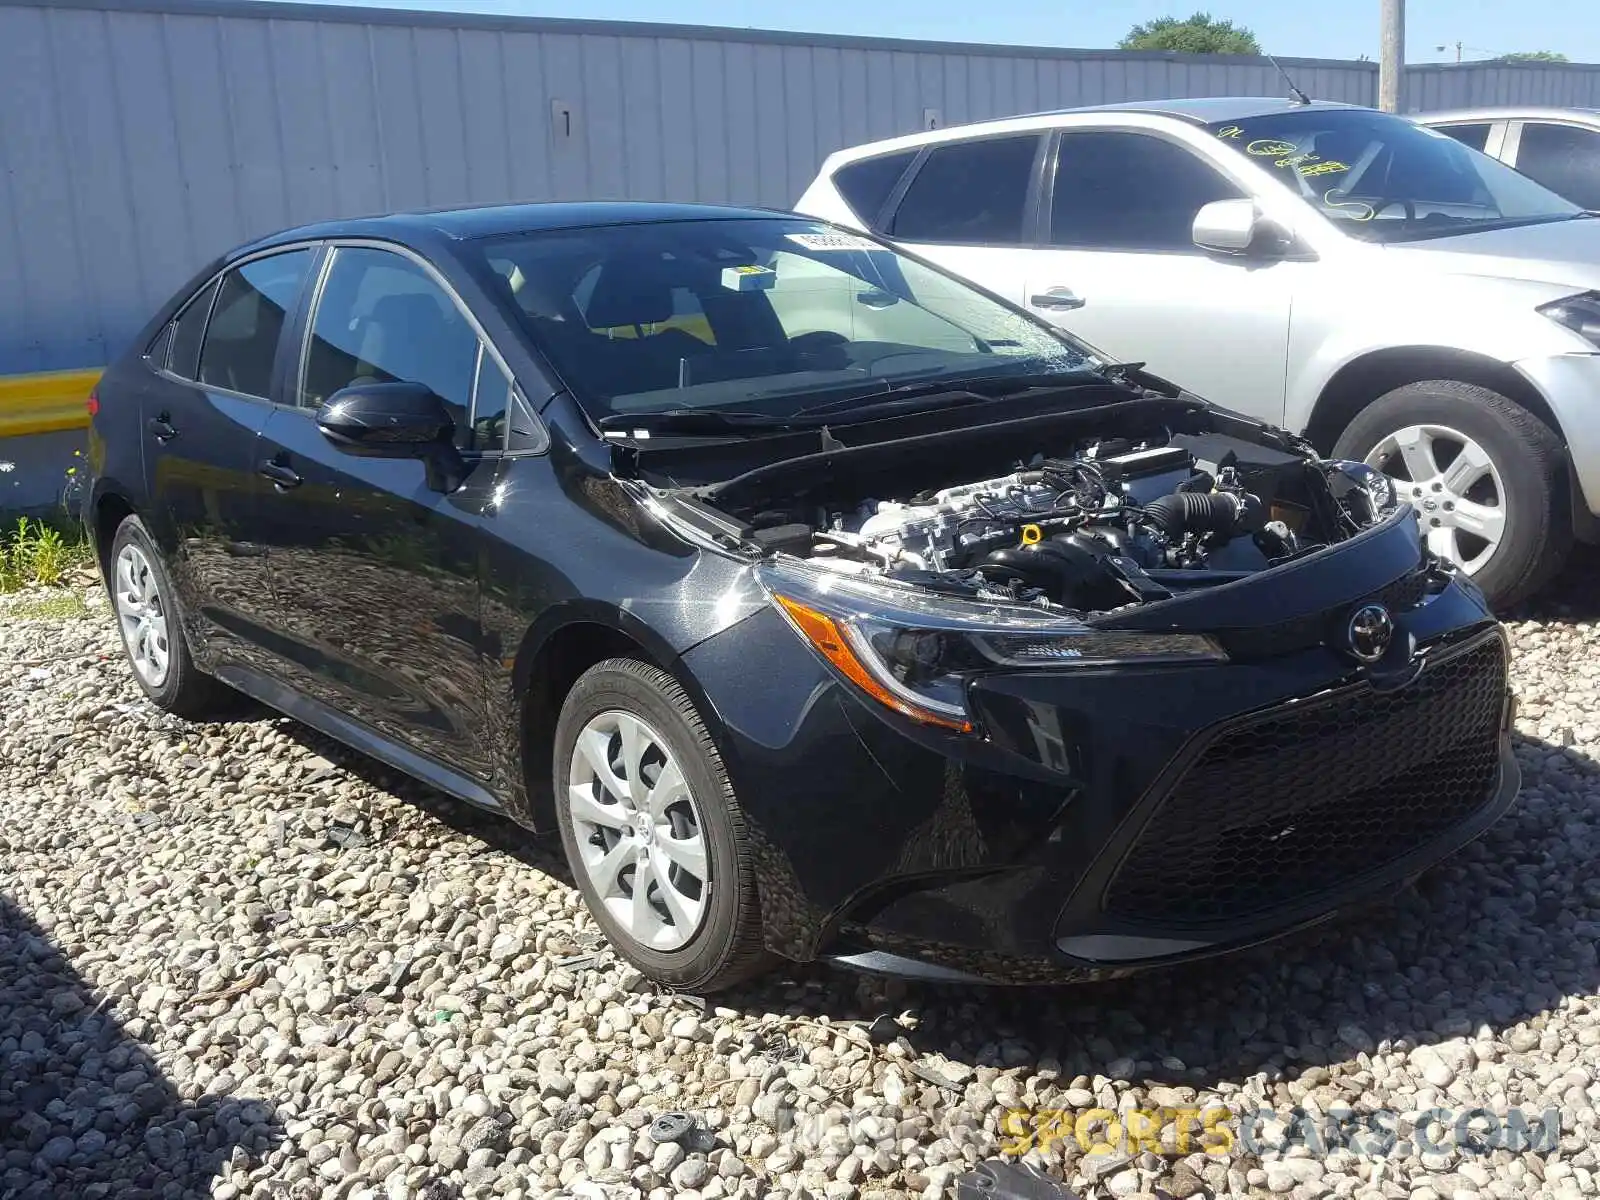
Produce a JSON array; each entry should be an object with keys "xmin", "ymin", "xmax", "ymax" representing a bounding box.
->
[{"xmin": 1345, "ymin": 603, "xmax": 1394, "ymax": 664}]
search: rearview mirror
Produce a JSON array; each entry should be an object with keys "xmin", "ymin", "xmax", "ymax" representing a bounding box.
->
[
  {"xmin": 316, "ymin": 381, "xmax": 456, "ymax": 453},
  {"xmin": 1192, "ymin": 198, "xmax": 1290, "ymax": 257}
]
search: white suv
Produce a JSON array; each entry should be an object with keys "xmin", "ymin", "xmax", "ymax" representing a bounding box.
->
[{"xmin": 797, "ymin": 97, "xmax": 1600, "ymax": 606}]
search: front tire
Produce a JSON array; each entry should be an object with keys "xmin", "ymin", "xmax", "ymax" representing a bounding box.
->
[
  {"xmin": 1333, "ymin": 380, "xmax": 1571, "ymax": 608},
  {"xmin": 108, "ymin": 515, "xmax": 235, "ymax": 718},
  {"xmin": 552, "ymin": 658, "xmax": 769, "ymax": 991}
]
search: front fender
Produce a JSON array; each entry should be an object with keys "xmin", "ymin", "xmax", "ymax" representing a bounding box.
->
[{"xmin": 1283, "ymin": 271, "xmax": 1582, "ymax": 435}]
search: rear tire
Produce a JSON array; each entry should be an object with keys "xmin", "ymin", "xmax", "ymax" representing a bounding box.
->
[
  {"xmin": 1332, "ymin": 380, "xmax": 1570, "ymax": 608},
  {"xmin": 552, "ymin": 658, "xmax": 770, "ymax": 992},
  {"xmin": 108, "ymin": 515, "xmax": 236, "ymax": 718}
]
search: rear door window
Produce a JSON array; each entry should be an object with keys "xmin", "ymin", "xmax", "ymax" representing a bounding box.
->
[
  {"xmin": 833, "ymin": 149, "xmax": 919, "ymax": 228},
  {"xmin": 888, "ymin": 135, "xmax": 1042, "ymax": 245},
  {"xmin": 198, "ymin": 250, "xmax": 315, "ymax": 398},
  {"xmin": 1515, "ymin": 122, "xmax": 1600, "ymax": 210}
]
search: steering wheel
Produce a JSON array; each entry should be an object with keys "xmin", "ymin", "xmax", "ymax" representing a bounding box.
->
[
  {"xmin": 788, "ymin": 329, "xmax": 851, "ymax": 369},
  {"xmin": 789, "ymin": 330, "xmax": 849, "ymax": 353}
]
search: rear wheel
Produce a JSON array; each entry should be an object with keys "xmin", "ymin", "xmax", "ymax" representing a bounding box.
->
[
  {"xmin": 1332, "ymin": 380, "xmax": 1570, "ymax": 608},
  {"xmin": 552, "ymin": 658, "xmax": 769, "ymax": 991},
  {"xmin": 108, "ymin": 515, "xmax": 235, "ymax": 718}
]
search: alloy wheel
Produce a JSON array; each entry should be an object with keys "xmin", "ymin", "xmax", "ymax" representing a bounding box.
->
[
  {"xmin": 114, "ymin": 543, "xmax": 171, "ymax": 687},
  {"xmin": 566, "ymin": 710, "xmax": 709, "ymax": 951},
  {"xmin": 1363, "ymin": 423, "xmax": 1506, "ymax": 574}
]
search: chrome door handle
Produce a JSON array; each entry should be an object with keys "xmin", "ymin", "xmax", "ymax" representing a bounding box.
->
[
  {"xmin": 1029, "ymin": 287, "xmax": 1086, "ymax": 311},
  {"xmin": 258, "ymin": 461, "xmax": 302, "ymax": 490}
]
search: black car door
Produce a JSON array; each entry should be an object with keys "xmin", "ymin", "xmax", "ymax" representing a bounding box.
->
[
  {"xmin": 245, "ymin": 243, "xmax": 514, "ymax": 780},
  {"xmin": 138, "ymin": 247, "xmax": 317, "ymax": 670}
]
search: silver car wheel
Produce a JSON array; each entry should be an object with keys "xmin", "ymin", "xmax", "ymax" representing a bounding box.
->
[
  {"xmin": 567, "ymin": 710, "xmax": 709, "ymax": 951},
  {"xmin": 114, "ymin": 543, "xmax": 171, "ymax": 687},
  {"xmin": 1364, "ymin": 423, "xmax": 1506, "ymax": 574}
]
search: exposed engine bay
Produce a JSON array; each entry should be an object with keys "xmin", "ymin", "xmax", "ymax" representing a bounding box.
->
[
  {"xmin": 703, "ymin": 432, "xmax": 1394, "ymax": 614},
  {"xmin": 629, "ymin": 393, "xmax": 1403, "ymax": 617}
]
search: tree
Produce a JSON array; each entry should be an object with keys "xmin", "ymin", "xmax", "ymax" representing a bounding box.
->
[
  {"xmin": 1119, "ymin": 12, "xmax": 1261, "ymax": 55},
  {"xmin": 1496, "ymin": 50, "xmax": 1568, "ymax": 62}
]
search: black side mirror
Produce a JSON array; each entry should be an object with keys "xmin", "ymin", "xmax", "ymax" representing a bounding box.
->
[
  {"xmin": 316, "ymin": 381, "xmax": 455, "ymax": 451},
  {"xmin": 316, "ymin": 381, "xmax": 465, "ymax": 491}
]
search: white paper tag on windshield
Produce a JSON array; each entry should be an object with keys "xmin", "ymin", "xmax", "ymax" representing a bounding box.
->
[{"xmin": 787, "ymin": 232, "xmax": 882, "ymax": 252}]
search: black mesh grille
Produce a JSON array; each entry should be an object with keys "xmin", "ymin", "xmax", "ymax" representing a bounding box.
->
[{"xmin": 1103, "ymin": 635, "xmax": 1507, "ymax": 927}]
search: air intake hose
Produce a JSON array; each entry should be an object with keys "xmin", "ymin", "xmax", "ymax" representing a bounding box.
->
[{"xmin": 1144, "ymin": 490, "xmax": 1263, "ymax": 538}]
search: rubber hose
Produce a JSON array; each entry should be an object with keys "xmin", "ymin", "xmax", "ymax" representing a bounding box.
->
[{"xmin": 1143, "ymin": 491, "xmax": 1244, "ymax": 538}]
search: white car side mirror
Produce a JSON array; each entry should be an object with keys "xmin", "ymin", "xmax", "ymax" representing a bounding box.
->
[{"xmin": 1192, "ymin": 198, "xmax": 1265, "ymax": 254}]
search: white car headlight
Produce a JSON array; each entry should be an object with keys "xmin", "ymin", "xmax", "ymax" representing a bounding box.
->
[{"xmin": 1539, "ymin": 291, "xmax": 1600, "ymax": 349}]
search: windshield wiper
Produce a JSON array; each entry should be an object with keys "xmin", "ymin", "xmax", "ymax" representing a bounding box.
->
[
  {"xmin": 597, "ymin": 409, "xmax": 797, "ymax": 436},
  {"xmin": 787, "ymin": 368, "xmax": 1103, "ymax": 420},
  {"xmin": 788, "ymin": 388, "xmax": 989, "ymax": 420}
]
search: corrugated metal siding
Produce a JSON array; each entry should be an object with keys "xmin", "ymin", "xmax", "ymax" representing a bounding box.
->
[
  {"xmin": 0, "ymin": 0, "xmax": 1397, "ymax": 373},
  {"xmin": 1407, "ymin": 62, "xmax": 1600, "ymax": 112}
]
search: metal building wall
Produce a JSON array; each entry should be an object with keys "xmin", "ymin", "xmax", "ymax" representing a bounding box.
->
[
  {"xmin": 1406, "ymin": 62, "xmax": 1600, "ymax": 112},
  {"xmin": 0, "ymin": 0, "xmax": 1387, "ymax": 374}
]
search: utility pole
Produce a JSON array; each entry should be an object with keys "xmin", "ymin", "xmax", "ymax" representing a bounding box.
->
[{"xmin": 1379, "ymin": 0, "xmax": 1405, "ymax": 111}]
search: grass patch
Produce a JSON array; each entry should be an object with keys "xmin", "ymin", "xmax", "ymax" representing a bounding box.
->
[{"xmin": 0, "ymin": 515, "xmax": 94, "ymax": 592}]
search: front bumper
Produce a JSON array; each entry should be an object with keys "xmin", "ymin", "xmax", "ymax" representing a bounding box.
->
[
  {"xmin": 832, "ymin": 626, "xmax": 1517, "ymax": 985},
  {"xmin": 682, "ymin": 513, "xmax": 1515, "ymax": 984}
]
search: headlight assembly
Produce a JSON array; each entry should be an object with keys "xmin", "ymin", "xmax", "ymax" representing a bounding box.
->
[
  {"xmin": 759, "ymin": 562, "xmax": 1226, "ymax": 733},
  {"xmin": 1328, "ymin": 459, "xmax": 1400, "ymax": 527},
  {"xmin": 1539, "ymin": 291, "xmax": 1600, "ymax": 349}
]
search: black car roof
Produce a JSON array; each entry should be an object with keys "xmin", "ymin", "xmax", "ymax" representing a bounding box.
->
[{"xmin": 232, "ymin": 201, "xmax": 785, "ymax": 259}]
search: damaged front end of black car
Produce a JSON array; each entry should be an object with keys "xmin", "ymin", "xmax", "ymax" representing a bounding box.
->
[{"xmin": 612, "ymin": 377, "xmax": 1517, "ymax": 985}]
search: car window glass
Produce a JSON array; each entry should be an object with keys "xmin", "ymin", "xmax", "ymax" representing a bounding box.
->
[
  {"xmin": 145, "ymin": 322, "xmax": 174, "ymax": 367},
  {"xmin": 889, "ymin": 135, "xmax": 1040, "ymax": 245},
  {"xmin": 474, "ymin": 217, "xmax": 1091, "ymax": 419},
  {"xmin": 198, "ymin": 250, "xmax": 314, "ymax": 397},
  {"xmin": 1434, "ymin": 122, "xmax": 1492, "ymax": 152},
  {"xmin": 167, "ymin": 277, "xmax": 219, "ymax": 380},
  {"xmin": 470, "ymin": 346, "xmax": 512, "ymax": 452},
  {"xmin": 1051, "ymin": 132, "xmax": 1245, "ymax": 251},
  {"xmin": 1516, "ymin": 122, "xmax": 1600, "ymax": 210},
  {"xmin": 833, "ymin": 149, "xmax": 919, "ymax": 228},
  {"xmin": 301, "ymin": 247, "xmax": 478, "ymax": 446},
  {"xmin": 1207, "ymin": 109, "xmax": 1579, "ymax": 242}
]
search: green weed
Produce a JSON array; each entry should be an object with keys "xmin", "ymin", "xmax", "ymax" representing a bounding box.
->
[{"xmin": 0, "ymin": 516, "xmax": 94, "ymax": 592}]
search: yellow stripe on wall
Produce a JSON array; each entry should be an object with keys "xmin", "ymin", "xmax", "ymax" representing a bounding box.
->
[{"xmin": 0, "ymin": 369, "xmax": 101, "ymax": 437}]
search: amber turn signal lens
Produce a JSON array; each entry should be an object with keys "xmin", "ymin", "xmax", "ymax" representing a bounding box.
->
[{"xmin": 772, "ymin": 594, "xmax": 973, "ymax": 733}]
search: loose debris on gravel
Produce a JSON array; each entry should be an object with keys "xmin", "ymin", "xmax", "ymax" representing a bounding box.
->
[{"xmin": 3, "ymin": 561, "xmax": 1600, "ymax": 1200}]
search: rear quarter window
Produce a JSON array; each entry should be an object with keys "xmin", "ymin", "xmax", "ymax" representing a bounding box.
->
[
  {"xmin": 167, "ymin": 277, "xmax": 220, "ymax": 380},
  {"xmin": 832, "ymin": 150, "xmax": 919, "ymax": 228},
  {"xmin": 1434, "ymin": 122, "xmax": 1493, "ymax": 153}
]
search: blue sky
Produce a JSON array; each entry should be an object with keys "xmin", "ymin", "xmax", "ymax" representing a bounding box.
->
[{"xmin": 268, "ymin": 0, "xmax": 1597, "ymax": 64}]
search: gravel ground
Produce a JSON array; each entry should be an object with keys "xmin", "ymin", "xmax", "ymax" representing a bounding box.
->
[{"xmin": 4, "ymin": 561, "xmax": 1600, "ymax": 1200}]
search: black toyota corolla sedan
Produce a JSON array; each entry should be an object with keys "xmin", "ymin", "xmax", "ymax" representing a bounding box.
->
[{"xmin": 84, "ymin": 202, "xmax": 1518, "ymax": 990}]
